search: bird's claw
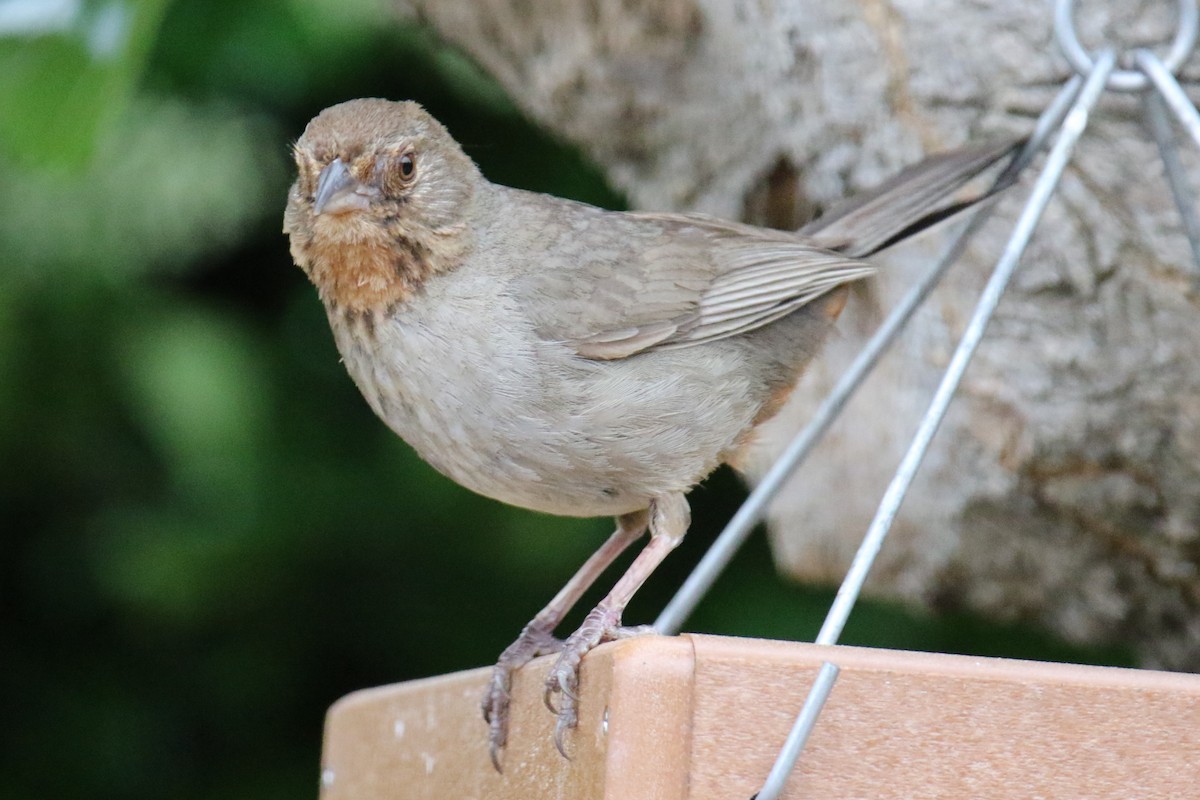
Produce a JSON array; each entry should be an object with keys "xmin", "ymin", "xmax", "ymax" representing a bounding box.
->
[
  {"xmin": 486, "ymin": 608, "xmax": 655, "ymax": 765},
  {"xmin": 548, "ymin": 660, "xmax": 581, "ymax": 758},
  {"xmin": 554, "ymin": 709, "xmax": 575, "ymax": 759},
  {"xmin": 481, "ymin": 623, "xmax": 563, "ymax": 771},
  {"xmin": 613, "ymin": 623, "xmax": 656, "ymax": 639},
  {"xmin": 483, "ymin": 668, "xmax": 516, "ymax": 772},
  {"xmin": 541, "ymin": 606, "xmax": 655, "ymax": 757}
]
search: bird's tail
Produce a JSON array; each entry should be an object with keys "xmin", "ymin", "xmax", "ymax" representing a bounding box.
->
[{"xmin": 802, "ymin": 137, "xmax": 1025, "ymax": 259}]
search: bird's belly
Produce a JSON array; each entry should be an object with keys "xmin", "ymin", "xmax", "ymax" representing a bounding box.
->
[
  {"xmin": 333, "ymin": 313, "xmax": 696, "ymax": 518},
  {"xmin": 331, "ymin": 306, "xmax": 768, "ymax": 519}
]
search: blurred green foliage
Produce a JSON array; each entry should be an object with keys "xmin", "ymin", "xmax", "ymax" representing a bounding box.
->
[
  {"xmin": 1, "ymin": 2, "xmax": 1133, "ymax": 799},
  {"xmin": 0, "ymin": 0, "xmax": 169, "ymax": 168}
]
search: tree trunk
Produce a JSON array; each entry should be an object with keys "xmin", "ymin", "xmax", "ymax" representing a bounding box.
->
[{"xmin": 399, "ymin": 0, "xmax": 1200, "ymax": 669}]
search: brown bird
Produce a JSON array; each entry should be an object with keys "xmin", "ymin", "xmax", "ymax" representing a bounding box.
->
[{"xmin": 284, "ymin": 98, "xmax": 1018, "ymax": 768}]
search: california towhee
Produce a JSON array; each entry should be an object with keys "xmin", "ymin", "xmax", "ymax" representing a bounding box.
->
[{"xmin": 284, "ymin": 98, "xmax": 1019, "ymax": 767}]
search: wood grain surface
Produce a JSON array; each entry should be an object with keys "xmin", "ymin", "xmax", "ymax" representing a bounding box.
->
[{"xmin": 320, "ymin": 634, "xmax": 1200, "ymax": 799}]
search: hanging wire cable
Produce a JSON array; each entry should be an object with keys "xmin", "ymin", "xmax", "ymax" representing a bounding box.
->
[
  {"xmin": 752, "ymin": 48, "xmax": 1117, "ymax": 800},
  {"xmin": 1144, "ymin": 90, "xmax": 1200, "ymax": 274},
  {"xmin": 1137, "ymin": 48, "xmax": 1200, "ymax": 150},
  {"xmin": 1055, "ymin": 0, "xmax": 1196, "ymax": 93},
  {"xmin": 653, "ymin": 77, "xmax": 1084, "ymax": 637},
  {"xmin": 649, "ymin": 0, "xmax": 1200, "ymax": 796}
]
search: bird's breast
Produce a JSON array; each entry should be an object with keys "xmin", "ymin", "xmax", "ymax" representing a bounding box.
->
[
  {"xmin": 325, "ymin": 279, "xmax": 652, "ymax": 516},
  {"xmin": 323, "ymin": 270, "xmax": 775, "ymax": 519}
]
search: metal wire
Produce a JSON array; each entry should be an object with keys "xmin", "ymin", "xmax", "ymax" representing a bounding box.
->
[
  {"xmin": 741, "ymin": 3, "xmax": 1200, "ymax": 798},
  {"xmin": 1137, "ymin": 49, "xmax": 1200, "ymax": 151},
  {"xmin": 752, "ymin": 49, "xmax": 1117, "ymax": 800},
  {"xmin": 1143, "ymin": 89, "xmax": 1200, "ymax": 274},
  {"xmin": 750, "ymin": 661, "xmax": 839, "ymax": 800},
  {"xmin": 655, "ymin": 3, "xmax": 1200, "ymax": 796},
  {"xmin": 1055, "ymin": 0, "xmax": 1197, "ymax": 92},
  {"xmin": 816, "ymin": 52, "xmax": 1115, "ymax": 647},
  {"xmin": 653, "ymin": 77, "xmax": 1085, "ymax": 637}
]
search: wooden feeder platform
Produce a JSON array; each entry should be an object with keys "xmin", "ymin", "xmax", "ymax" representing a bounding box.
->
[{"xmin": 320, "ymin": 634, "xmax": 1200, "ymax": 799}]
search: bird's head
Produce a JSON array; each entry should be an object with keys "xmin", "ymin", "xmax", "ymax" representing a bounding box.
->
[{"xmin": 284, "ymin": 99, "xmax": 479, "ymax": 311}]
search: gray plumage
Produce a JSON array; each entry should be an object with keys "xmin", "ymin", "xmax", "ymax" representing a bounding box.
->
[{"xmin": 283, "ymin": 98, "xmax": 1020, "ymax": 761}]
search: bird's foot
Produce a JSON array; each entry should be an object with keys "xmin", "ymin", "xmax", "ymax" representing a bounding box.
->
[
  {"xmin": 483, "ymin": 623, "xmax": 564, "ymax": 771},
  {"xmin": 543, "ymin": 605, "xmax": 655, "ymax": 757}
]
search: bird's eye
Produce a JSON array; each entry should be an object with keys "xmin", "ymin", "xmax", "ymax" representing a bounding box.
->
[
  {"xmin": 378, "ymin": 152, "xmax": 418, "ymax": 195},
  {"xmin": 398, "ymin": 153, "xmax": 416, "ymax": 181}
]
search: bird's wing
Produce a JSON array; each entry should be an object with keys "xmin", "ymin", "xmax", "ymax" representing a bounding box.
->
[
  {"xmin": 518, "ymin": 210, "xmax": 873, "ymax": 361},
  {"xmin": 516, "ymin": 136, "xmax": 1023, "ymax": 361}
]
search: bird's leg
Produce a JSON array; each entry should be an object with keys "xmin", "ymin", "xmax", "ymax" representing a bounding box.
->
[
  {"xmin": 483, "ymin": 509, "xmax": 648, "ymax": 770},
  {"xmin": 544, "ymin": 493, "xmax": 690, "ymax": 756}
]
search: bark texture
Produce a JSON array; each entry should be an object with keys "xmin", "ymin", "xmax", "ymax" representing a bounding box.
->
[{"xmin": 399, "ymin": 0, "xmax": 1200, "ymax": 668}]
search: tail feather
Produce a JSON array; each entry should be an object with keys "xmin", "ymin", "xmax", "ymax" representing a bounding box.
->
[{"xmin": 802, "ymin": 137, "xmax": 1025, "ymax": 259}]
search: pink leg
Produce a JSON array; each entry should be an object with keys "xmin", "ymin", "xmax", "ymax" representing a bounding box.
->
[
  {"xmin": 483, "ymin": 509, "xmax": 648, "ymax": 770},
  {"xmin": 544, "ymin": 493, "xmax": 691, "ymax": 756}
]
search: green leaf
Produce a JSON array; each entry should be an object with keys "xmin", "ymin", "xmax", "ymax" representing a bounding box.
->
[{"xmin": 0, "ymin": 0, "xmax": 170, "ymax": 169}]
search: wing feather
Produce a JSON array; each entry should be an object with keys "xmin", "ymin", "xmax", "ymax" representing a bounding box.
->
[
  {"xmin": 519, "ymin": 207, "xmax": 871, "ymax": 361},
  {"xmin": 514, "ymin": 137, "xmax": 1019, "ymax": 361}
]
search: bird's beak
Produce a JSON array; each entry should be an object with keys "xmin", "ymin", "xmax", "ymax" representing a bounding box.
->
[{"xmin": 313, "ymin": 157, "xmax": 373, "ymax": 216}]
